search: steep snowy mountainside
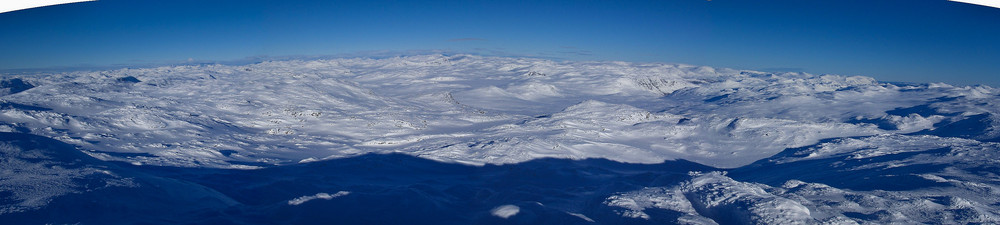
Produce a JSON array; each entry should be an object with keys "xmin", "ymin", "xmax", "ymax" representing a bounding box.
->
[{"xmin": 0, "ymin": 54, "xmax": 998, "ymax": 169}]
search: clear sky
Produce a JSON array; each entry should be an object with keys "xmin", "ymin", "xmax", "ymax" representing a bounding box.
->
[{"xmin": 1, "ymin": 0, "xmax": 999, "ymax": 86}]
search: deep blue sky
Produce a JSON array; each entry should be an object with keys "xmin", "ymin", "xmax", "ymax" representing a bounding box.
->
[{"xmin": 1, "ymin": 0, "xmax": 999, "ymax": 86}]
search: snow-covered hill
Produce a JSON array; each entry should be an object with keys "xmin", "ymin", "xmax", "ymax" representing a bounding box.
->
[
  {"xmin": 6, "ymin": 54, "xmax": 993, "ymax": 168},
  {"xmin": 1, "ymin": 54, "xmax": 999, "ymax": 224}
]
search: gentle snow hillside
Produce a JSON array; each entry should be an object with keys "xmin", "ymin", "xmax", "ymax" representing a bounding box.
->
[{"xmin": 2, "ymin": 54, "xmax": 1000, "ymax": 224}]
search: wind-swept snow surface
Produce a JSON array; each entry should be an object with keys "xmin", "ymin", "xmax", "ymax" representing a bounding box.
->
[{"xmin": 2, "ymin": 54, "xmax": 1000, "ymax": 224}]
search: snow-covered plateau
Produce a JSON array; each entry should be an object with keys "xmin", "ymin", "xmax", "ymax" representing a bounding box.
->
[{"xmin": 2, "ymin": 54, "xmax": 999, "ymax": 224}]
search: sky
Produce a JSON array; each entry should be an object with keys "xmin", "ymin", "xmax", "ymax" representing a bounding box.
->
[{"xmin": 1, "ymin": 0, "xmax": 999, "ymax": 86}]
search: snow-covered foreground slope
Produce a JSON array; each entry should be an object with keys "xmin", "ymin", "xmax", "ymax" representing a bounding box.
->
[
  {"xmin": 3, "ymin": 132, "xmax": 999, "ymax": 224},
  {"xmin": 0, "ymin": 133, "xmax": 238, "ymax": 224},
  {"xmin": 604, "ymin": 134, "xmax": 1000, "ymax": 224},
  {"xmin": 2, "ymin": 54, "xmax": 1000, "ymax": 224}
]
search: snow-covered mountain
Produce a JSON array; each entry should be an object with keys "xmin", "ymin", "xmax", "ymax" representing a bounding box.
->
[{"xmin": 1, "ymin": 54, "xmax": 998, "ymax": 224}]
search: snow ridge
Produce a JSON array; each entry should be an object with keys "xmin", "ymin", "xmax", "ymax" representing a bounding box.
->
[{"xmin": 606, "ymin": 172, "xmax": 813, "ymax": 225}]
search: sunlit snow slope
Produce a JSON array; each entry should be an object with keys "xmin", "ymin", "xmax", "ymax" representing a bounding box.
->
[{"xmin": 6, "ymin": 54, "xmax": 993, "ymax": 169}]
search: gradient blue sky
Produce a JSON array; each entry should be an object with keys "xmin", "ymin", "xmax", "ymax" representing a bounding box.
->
[{"xmin": 1, "ymin": 0, "xmax": 998, "ymax": 86}]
